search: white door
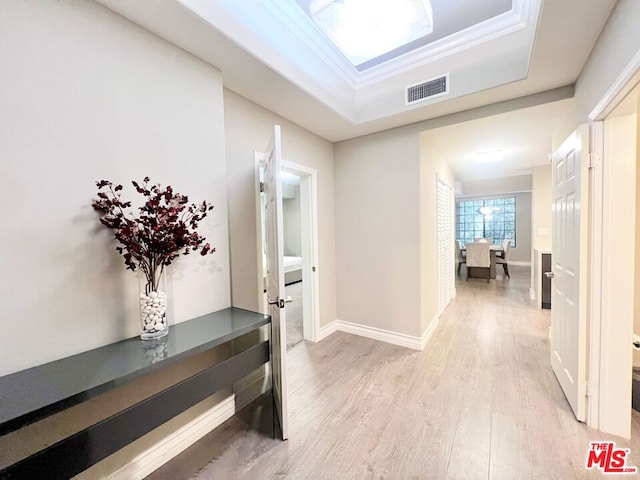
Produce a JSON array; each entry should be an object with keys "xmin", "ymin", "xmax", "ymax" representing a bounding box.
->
[
  {"xmin": 263, "ymin": 125, "xmax": 289, "ymax": 440},
  {"xmin": 550, "ymin": 126, "xmax": 590, "ymax": 422}
]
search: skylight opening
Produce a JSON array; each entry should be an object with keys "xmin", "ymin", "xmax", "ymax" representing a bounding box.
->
[{"xmin": 309, "ymin": 0, "xmax": 433, "ymax": 67}]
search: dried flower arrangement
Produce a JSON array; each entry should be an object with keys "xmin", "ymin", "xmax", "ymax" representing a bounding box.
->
[{"xmin": 92, "ymin": 176, "xmax": 215, "ymax": 295}]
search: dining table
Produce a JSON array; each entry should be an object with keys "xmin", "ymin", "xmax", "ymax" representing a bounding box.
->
[{"xmin": 461, "ymin": 243, "xmax": 505, "ymax": 279}]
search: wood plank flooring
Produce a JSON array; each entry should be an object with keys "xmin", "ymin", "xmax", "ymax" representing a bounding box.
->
[{"xmin": 148, "ymin": 266, "xmax": 640, "ymax": 479}]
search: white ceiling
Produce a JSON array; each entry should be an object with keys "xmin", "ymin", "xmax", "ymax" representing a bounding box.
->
[
  {"xmin": 96, "ymin": 0, "xmax": 615, "ymax": 142},
  {"xmin": 95, "ymin": 0, "xmax": 616, "ymax": 181},
  {"xmin": 422, "ymin": 98, "xmax": 574, "ymax": 182}
]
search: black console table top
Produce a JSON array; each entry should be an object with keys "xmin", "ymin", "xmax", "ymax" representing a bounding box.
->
[{"xmin": 0, "ymin": 307, "xmax": 270, "ymax": 436}]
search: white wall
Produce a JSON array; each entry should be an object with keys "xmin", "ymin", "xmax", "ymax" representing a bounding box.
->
[
  {"xmin": 224, "ymin": 89, "xmax": 337, "ymax": 328},
  {"xmin": 460, "ymin": 175, "xmax": 532, "ymax": 197},
  {"xmin": 530, "ymin": 165, "xmax": 553, "ymax": 295},
  {"xmin": 334, "ymin": 128, "xmax": 422, "ymax": 337},
  {"xmin": 551, "ymin": 0, "xmax": 640, "ymax": 149},
  {"xmin": 0, "ymin": 0, "xmax": 230, "ymax": 376},
  {"xmin": 574, "ymin": 0, "xmax": 640, "ymax": 126},
  {"xmin": 531, "ymin": 166, "xmax": 553, "ymax": 252},
  {"xmin": 0, "ymin": 0, "xmax": 232, "ymax": 475}
]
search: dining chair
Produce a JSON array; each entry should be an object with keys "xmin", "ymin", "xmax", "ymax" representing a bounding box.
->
[
  {"xmin": 455, "ymin": 240, "xmax": 466, "ymax": 276},
  {"xmin": 465, "ymin": 242, "xmax": 491, "ymax": 283},
  {"xmin": 474, "ymin": 237, "xmax": 493, "ymax": 244},
  {"xmin": 496, "ymin": 239, "xmax": 512, "ymax": 278}
]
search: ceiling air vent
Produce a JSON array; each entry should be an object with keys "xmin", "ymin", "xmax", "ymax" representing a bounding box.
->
[{"xmin": 406, "ymin": 74, "xmax": 449, "ymax": 105}]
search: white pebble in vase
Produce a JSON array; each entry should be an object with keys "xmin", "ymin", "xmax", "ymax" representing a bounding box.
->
[{"xmin": 139, "ymin": 288, "xmax": 168, "ymax": 340}]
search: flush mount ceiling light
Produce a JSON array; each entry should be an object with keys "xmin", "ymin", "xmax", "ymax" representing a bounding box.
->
[
  {"xmin": 474, "ymin": 149, "xmax": 504, "ymax": 164},
  {"xmin": 308, "ymin": 0, "xmax": 433, "ymax": 66}
]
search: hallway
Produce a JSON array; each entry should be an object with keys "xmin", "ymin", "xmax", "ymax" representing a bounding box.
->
[{"xmin": 150, "ymin": 266, "xmax": 640, "ymax": 479}]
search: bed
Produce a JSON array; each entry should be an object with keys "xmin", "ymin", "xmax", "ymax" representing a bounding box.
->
[
  {"xmin": 262, "ymin": 254, "xmax": 303, "ymax": 288},
  {"xmin": 284, "ymin": 255, "xmax": 303, "ymax": 285}
]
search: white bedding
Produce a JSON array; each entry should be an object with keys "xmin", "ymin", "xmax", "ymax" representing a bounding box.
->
[{"xmin": 284, "ymin": 256, "xmax": 302, "ymax": 272}]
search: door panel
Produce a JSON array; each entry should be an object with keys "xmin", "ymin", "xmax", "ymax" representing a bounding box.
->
[
  {"xmin": 263, "ymin": 125, "xmax": 289, "ymax": 440},
  {"xmin": 437, "ymin": 178, "xmax": 454, "ymax": 314},
  {"xmin": 550, "ymin": 126, "xmax": 590, "ymax": 422}
]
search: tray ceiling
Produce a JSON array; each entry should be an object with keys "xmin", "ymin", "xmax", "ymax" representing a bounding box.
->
[{"xmin": 96, "ymin": 0, "xmax": 616, "ymax": 142}]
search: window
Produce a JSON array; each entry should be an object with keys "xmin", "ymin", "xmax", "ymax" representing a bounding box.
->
[{"xmin": 456, "ymin": 197, "xmax": 516, "ymax": 247}]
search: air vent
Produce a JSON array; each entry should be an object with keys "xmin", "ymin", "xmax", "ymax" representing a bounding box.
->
[{"xmin": 406, "ymin": 74, "xmax": 449, "ymax": 105}]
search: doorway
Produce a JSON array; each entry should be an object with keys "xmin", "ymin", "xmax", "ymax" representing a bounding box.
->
[
  {"xmin": 255, "ymin": 154, "xmax": 320, "ymax": 349},
  {"xmin": 587, "ymin": 62, "xmax": 640, "ymax": 438}
]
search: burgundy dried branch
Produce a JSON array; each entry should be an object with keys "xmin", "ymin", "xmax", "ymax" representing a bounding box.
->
[{"xmin": 92, "ymin": 177, "xmax": 215, "ymax": 289}]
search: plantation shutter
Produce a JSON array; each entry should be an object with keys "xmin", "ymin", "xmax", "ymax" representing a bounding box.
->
[{"xmin": 437, "ymin": 178, "xmax": 454, "ymax": 315}]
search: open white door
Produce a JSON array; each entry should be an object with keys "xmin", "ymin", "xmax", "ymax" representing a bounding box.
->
[
  {"xmin": 550, "ymin": 125, "xmax": 590, "ymax": 422},
  {"xmin": 263, "ymin": 125, "xmax": 289, "ymax": 440}
]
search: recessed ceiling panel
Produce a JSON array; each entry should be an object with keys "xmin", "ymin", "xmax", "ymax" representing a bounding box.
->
[{"xmin": 97, "ymin": 0, "xmax": 618, "ymax": 142}]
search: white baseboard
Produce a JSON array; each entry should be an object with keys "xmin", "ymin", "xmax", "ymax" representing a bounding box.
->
[
  {"xmin": 420, "ymin": 315, "xmax": 440, "ymax": 350},
  {"xmin": 529, "ymin": 288, "xmax": 536, "ymax": 300},
  {"xmin": 509, "ymin": 261, "xmax": 531, "ymax": 267},
  {"xmin": 318, "ymin": 315, "xmax": 440, "ymax": 351},
  {"xmin": 318, "ymin": 320, "xmax": 338, "ymax": 341},
  {"xmin": 108, "ymin": 395, "xmax": 235, "ymax": 480},
  {"xmin": 332, "ymin": 320, "xmax": 424, "ymax": 351}
]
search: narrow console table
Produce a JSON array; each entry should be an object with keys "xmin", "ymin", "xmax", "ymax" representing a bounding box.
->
[{"xmin": 0, "ymin": 307, "xmax": 271, "ymax": 479}]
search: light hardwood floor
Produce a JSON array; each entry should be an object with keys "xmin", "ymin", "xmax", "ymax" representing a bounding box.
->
[{"xmin": 148, "ymin": 266, "xmax": 640, "ymax": 479}]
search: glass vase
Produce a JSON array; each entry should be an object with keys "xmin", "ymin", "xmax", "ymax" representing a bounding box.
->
[{"xmin": 138, "ymin": 269, "xmax": 169, "ymax": 340}]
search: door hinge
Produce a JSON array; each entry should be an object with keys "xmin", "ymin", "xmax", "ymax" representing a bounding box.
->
[
  {"xmin": 586, "ymin": 153, "xmax": 593, "ymax": 169},
  {"xmin": 587, "ymin": 152, "xmax": 600, "ymax": 169},
  {"xmin": 586, "ymin": 380, "xmax": 592, "ymax": 397},
  {"xmin": 259, "ymin": 181, "xmax": 265, "ymax": 193},
  {"xmin": 312, "ymin": 266, "xmax": 316, "ymax": 272}
]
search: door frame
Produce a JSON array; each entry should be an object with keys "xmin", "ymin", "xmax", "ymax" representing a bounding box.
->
[
  {"xmin": 586, "ymin": 121, "xmax": 604, "ymax": 430},
  {"xmin": 587, "ymin": 52, "xmax": 640, "ymax": 438},
  {"xmin": 254, "ymin": 153, "xmax": 321, "ymax": 342},
  {"xmin": 282, "ymin": 160, "xmax": 321, "ymax": 343},
  {"xmin": 255, "ymin": 151, "xmax": 268, "ymax": 314}
]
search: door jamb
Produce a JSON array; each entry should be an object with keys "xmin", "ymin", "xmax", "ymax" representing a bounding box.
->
[
  {"xmin": 588, "ymin": 52, "xmax": 640, "ymax": 437},
  {"xmin": 254, "ymin": 154, "xmax": 321, "ymax": 342},
  {"xmin": 586, "ymin": 121, "xmax": 604, "ymax": 430},
  {"xmin": 282, "ymin": 160, "xmax": 321, "ymax": 343},
  {"xmin": 254, "ymin": 151, "xmax": 267, "ymax": 315}
]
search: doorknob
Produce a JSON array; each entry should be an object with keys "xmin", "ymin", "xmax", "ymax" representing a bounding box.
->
[
  {"xmin": 284, "ymin": 296, "xmax": 293, "ymax": 304},
  {"xmin": 544, "ymin": 271, "xmax": 555, "ymax": 278},
  {"xmin": 267, "ymin": 297, "xmax": 287, "ymax": 308}
]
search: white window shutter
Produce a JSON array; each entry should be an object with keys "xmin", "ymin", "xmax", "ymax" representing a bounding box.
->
[{"xmin": 437, "ymin": 178, "xmax": 454, "ymax": 315}]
